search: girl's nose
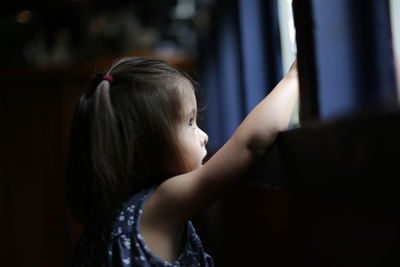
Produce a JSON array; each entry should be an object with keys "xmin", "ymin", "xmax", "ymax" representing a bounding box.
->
[{"xmin": 199, "ymin": 128, "xmax": 208, "ymax": 146}]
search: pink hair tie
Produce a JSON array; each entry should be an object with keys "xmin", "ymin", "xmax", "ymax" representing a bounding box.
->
[{"xmin": 102, "ymin": 75, "xmax": 113, "ymax": 83}]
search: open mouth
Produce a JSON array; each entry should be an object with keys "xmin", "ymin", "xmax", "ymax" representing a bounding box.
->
[{"xmin": 201, "ymin": 152, "xmax": 208, "ymax": 165}]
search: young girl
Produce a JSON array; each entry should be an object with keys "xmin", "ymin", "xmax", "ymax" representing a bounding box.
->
[{"xmin": 68, "ymin": 57, "xmax": 298, "ymax": 266}]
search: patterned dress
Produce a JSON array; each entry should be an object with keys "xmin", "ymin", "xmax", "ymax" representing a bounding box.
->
[{"xmin": 72, "ymin": 188, "xmax": 214, "ymax": 267}]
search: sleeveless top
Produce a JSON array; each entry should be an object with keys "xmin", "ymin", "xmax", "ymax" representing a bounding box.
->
[{"xmin": 72, "ymin": 187, "xmax": 214, "ymax": 267}]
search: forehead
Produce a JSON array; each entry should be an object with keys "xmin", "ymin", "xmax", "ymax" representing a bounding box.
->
[
  {"xmin": 177, "ymin": 78, "xmax": 197, "ymax": 113},
  {"xmin": 181, "ymin": 89, "xmax": 196, "ymax": 114}
]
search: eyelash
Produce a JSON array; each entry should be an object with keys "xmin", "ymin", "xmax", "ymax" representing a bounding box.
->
[{"xmin": 188, "ymin": 116, "xmax": 196, "ymax": 127}]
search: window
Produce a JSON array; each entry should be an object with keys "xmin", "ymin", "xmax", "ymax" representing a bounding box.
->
[
  {"xmin": 389, "ymin": 0, "xmax": 400, "ymax": 103},
  {"xmin": 277, "ymin": 0, "xmax": 299, "ymax": 127},
  {"xmin": 278, "ymin": 0, "xmax": 297, "ymax": 73}
]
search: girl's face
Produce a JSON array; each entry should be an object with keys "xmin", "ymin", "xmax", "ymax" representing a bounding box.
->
[{"xmin": 173, "ymin": 90, "xmax": 208, "ymax": 173}]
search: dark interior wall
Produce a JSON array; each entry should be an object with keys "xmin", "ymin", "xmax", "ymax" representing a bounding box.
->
[
  {"xmin": 195, "ymin": 183, "xmax": 304, "ymax": 267},
  {"xmin": 1, "ymin": 66, "xmax": 88, "ymax": 267}
]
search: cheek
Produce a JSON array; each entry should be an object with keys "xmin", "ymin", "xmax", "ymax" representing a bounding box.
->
[{"xmin": 179, "ymin": 143, "xmax": 200, "ymax": 170}]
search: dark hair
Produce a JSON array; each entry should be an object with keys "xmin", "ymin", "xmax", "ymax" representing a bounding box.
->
[{"xmin": 67, "ymin": 57, "xmax": 195, "ymax": 227}]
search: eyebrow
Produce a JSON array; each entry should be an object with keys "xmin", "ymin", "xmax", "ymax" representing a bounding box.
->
[{"xmin": 187, "ymin": 108, "xmax": 197, "ymax": 118}]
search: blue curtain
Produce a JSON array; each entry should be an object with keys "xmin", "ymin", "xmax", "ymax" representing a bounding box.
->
[
  {"xmin": 313, "ymin": 0, "xmax": 397, "ymax": 120},
  {"xmin": 294, "ymin": 0, "xmax": 397, "ymax": 122},
  {"xmin": 198, "ymin": 0, "xmax": 283, "ymax": 152}
]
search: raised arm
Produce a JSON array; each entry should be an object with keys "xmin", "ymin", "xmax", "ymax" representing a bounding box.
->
[
  {"xmin": 142, "ymin": 61, "xmax": 299, "ymax": 230},
  {"xmin": 233, "ymin": 60, "xmax": 299, "ymax": 158}
]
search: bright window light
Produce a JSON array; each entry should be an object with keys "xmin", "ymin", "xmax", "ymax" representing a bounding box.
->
[
  {"xmin": 278, "ymin": 0, "xmax": 299, "ymax": 127},
  {"xmin": 389, "ymin": 0, "xmax": 400, "ymax": 103}
]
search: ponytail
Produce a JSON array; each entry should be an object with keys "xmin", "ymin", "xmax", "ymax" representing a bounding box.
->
[
  {"xmin": 68, "ymin": 77, "xmax": 129, "ymax": 227},
  {"xmin": 91, "ymin": 79, "xmax": 123, "ymax": 191}
]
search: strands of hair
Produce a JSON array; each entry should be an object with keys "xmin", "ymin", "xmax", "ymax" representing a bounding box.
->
[{"xmin": 67, "ymin": 57, "xmax": 195, "ymax": 227}]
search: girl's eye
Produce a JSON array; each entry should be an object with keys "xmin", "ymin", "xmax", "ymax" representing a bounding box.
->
[{"xmin": 188, "ymin": 117, "xmax": 195, "ymax": 127}]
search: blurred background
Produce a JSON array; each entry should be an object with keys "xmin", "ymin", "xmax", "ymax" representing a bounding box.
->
[
  {"xmin": 0, "ymin": 0, "xmax": 200, "ymax": 67},
  {"xmin": 2, "ymin": 0, "xmax": 400, "ymax": 266}
]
